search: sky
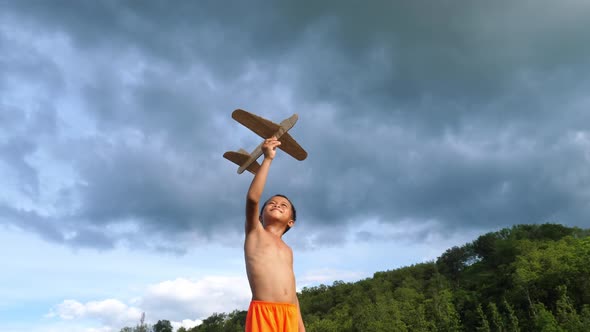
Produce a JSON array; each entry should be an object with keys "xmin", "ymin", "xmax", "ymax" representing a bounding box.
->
[{"xmin": 1, "ymin": 0, "xmax": 590, "ymax": 331}]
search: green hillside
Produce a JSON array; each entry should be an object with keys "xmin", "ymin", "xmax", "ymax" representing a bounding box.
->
[{"xmin": 124, "ymin": 223, "xmax": 590, "ymax": 332}]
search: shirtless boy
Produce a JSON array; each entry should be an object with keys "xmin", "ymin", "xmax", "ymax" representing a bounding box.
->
[{"xmin": 244, "ymin": 137, "xmax": 305, "ymax": 331}]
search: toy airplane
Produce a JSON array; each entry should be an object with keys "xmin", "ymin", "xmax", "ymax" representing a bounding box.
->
[{"xmin": 224, "ymin": 109, "xmax": 307, "ymax": 174}]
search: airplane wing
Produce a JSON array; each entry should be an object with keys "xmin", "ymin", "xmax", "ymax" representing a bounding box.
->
[
  {"xmin": 232, "ymin": 109, "xmax": 279, "ymax": 139},
  {"xmin": 278, "ymin": 133, "xmax": 308, "ymax": 161},
  {"xmin": 223, "ymin": 149, "xmax": 261, "ymax": 174},
  {"xmin": 232, "ymin": 109, "xmax": 308, "ymax": 161}
]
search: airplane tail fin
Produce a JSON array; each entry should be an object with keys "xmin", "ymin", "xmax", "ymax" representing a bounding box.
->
[{"xmin": 223, "ymin": 149, "xmax": 261, "ymax": 174}]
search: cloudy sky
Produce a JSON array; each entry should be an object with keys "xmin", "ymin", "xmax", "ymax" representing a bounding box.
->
[{"xmin": 2, "ymin": 0, "xmax": 590, "ymax": 331}]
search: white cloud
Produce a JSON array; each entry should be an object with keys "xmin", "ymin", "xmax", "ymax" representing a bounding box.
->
[
  {"xmin": 47, "ymin": 299, "xmax": 142, "ymax": 328},
  {"xmin": 299, "ymin": 268, "xmax": 365, "ymax": 287},
  {"xmin": 85, "ymin": 327, "xmax": 117, "ymax": 332},
  {"xmin": 46, "ymin": 275, "xmax": 251, "ymax": 331},
  {"xmin": 171, "ymin": 319, "xmax": 202, "ymax": 331},
  {"xmin": 142, "ymin": 276, "xmax": 251, "ymax": 320}
]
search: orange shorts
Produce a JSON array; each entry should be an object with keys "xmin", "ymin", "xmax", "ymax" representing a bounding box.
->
[{"xmin": 245, "ymin": 300, "xmax": 298, "ymax": 332}]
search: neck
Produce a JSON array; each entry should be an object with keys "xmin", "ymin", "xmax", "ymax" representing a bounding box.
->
[{"xmin": 263, "ymin": 223, "xmax": 285, "ymax": 238}]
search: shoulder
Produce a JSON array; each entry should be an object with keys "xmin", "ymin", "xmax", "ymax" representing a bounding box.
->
[{"xmin": 281, "ymin": 240, "xmax": 294, "ymax": 253}]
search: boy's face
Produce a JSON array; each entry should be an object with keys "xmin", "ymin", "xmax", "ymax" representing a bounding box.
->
[{"xmin": 262, "ymin": 196, "xmax": 294, "ymax": 224}]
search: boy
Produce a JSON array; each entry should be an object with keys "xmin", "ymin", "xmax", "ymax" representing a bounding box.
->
[{"xmin": 244, "ymin": 137, "xmax": 306, "ymax": 331}]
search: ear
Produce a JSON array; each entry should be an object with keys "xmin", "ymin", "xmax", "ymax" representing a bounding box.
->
[{"xmin": 287, "ymin": 219, "xmax": 295, "ymax": 228}]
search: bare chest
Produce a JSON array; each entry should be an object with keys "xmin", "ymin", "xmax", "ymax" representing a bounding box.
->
[{"xmin": 245, "ymin": 233, "xmax": 293, "ymax": 264}]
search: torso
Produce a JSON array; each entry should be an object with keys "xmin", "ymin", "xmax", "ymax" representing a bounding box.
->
[{"xmin": 244, "ymin": 228, "xmax": 297, "ymax": 304}]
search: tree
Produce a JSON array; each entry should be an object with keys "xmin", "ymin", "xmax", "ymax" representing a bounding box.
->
[
  {"xmin": 153, "ymin": 320, "xmax": 173, "ymax": 332},
  {"xmin": 437, "ymin": 245, "xmax": 474, "ymax": 283},
  {"xmin": 134, "ymin": 324, "xmax": 150, "ymax": 332},
  {"xmin": 394, "ymin": 285, "xmax": 432, "ymax": 331},
  {"xmin": 533, "ymin": 303, "xmax": 563, "ymax": 332},
  {"xmin": 476, "ymin": 304, "xmax": 491, "ymax": 332},
  {"xmin": 487, "ymin": 302, "xmax": 503, "ymax": 332},
  {"xmin": 222, "ymin": 310, "xmax": 247, "ymax": 331},
  {"xmin": 352, "ymin": 294, "xmax": 407, "ymax": 332},
  {"xmin": 502, "ymin": 298, "xmax": 520, "ymax": 332},
  {"xmin": 580, "ymin": 305, "xmax": 590, "ymax": 329},
  {"xmin": 426, "ymin": 288, "xmax": 460, "ymax": 332},
  {"xmin": 306, "ymin": 317, "xmax": 340, "ymax": 332},
  {"xmin": 555, "ymin": 285, "xmax": 584, "ymax": 332},
  {"xmin": 169, "ymin": 224, "xmax": 589, "ymax": 332}
]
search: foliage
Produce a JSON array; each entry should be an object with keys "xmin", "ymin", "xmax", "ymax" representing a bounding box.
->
[
  {"xmin": 153, "ymin": 320, "xmax": 173, "ymax": 332},
  {"xmin": 189, "ymin": 310, "xmax": 246, "ymax": 332},
  {"xmin": 119, "ymin": 324, "xmax": 151, "ymax": 332},
  {"xmin": 118, "ymin": 223, "xmax": 589, "ymax": 332}
]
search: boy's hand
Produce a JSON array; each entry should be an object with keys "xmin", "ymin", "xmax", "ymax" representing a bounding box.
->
[{"xmin": 262, "ymin": 136, "xmax": 281, "ymax": 160}]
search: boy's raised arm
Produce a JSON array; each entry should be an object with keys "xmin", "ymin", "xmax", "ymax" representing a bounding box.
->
[{"xmin": 245, "ymin": 137, "xmax": 281, "ymax": 234}]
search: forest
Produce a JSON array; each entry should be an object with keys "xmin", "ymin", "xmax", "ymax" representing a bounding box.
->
[{"xmin": 120, "ymin": 223, "xmax": 590, "ymax": 331}]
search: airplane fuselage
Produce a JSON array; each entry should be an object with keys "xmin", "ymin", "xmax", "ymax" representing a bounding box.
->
[{"xmin": 237, "ymin": 114, "xmax": 298, "ymax": 174}]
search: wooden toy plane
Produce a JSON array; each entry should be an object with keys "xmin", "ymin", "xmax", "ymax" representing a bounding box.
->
[{"xmin": 223, "ymin": 109, "xmax": 307, "ymax": 174}]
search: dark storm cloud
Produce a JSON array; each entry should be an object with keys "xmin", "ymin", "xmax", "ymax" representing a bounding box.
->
[
  {"xmin": 290, "ymin": 109, "xmax": 590, "ymax": 242},
  {"xmin": 70, "ymin": 136, "xmax": 242, "ymax": 231},
  {"xmin": 1, "ymin": 0, "xmax": 589, "ymax": 250}
]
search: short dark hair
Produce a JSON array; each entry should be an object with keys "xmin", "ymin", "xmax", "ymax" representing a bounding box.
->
[{"xmin": 260, "ymin": 194, "xmax": 297, "ymax": 234}]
